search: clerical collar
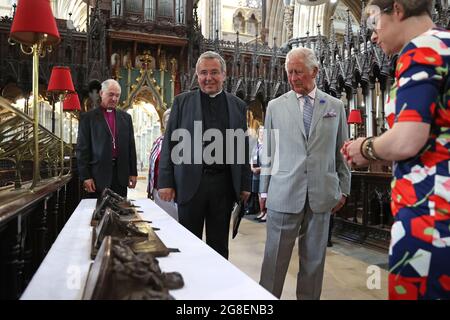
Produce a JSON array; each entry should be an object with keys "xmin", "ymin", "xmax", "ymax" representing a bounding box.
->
[
  {"xmin": 207, "ymin": 90, "xmax": 223, "ymax": 98},
  {"xmin": 101, "ymin": 106, "xmax": 115, "ymax": 113}
]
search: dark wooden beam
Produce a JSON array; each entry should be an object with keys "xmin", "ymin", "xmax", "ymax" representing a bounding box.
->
[{"xmin": 107, "ymin": 30, "xmax": 188, "ymax": 46}]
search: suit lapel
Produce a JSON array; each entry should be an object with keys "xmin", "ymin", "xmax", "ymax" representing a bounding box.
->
[
  {"xmin": 94, "ymin": 107, "xmax": 110, "ymax": 137},
  {"xmin": 225, "ymin": 92, "xmax": 238, "ymax": 129},
  {"xmin": 309, "ymin": 89, "xmax": 328, "ymax": 137},
  {"xmin": 194, "ymin": 89, "xmax": 203, "ymax": 123},
  {"xmin": 285, "ymin": 91, "xmax": 306, "ymax": 139},
  {"xmin": 115, "ymin": 109, "xmax": 124, "ymax": 147}
]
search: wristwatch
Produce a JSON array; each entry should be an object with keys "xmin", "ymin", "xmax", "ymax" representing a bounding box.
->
[{"xmin": 362, "ymin": 137, "xmax": 383, "ymax": 161}]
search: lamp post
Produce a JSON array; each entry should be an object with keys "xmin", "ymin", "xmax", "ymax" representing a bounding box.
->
[
  {"xmin": 9, "ymin": 0, "xmax": 60, "ymax": 190},
  {"xmin": 62, "ymin": 92, "xmax": 81, "ymax": 174},
  {"xmin": 347, "ymin": 109, "xmax": 363, "ymax": 139},
  {"xmin": 47, "ymin": 67, "xmax": 75, "ymax": 177}
]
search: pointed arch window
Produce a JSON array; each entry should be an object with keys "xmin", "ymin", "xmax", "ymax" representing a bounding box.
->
[
  {"xmin": 233, "ymin": 12, "xmax": 245, "ymax": 33},
  {"xmin": 247, "ymin": 14, "xmax": 258, "ymax": 36}
]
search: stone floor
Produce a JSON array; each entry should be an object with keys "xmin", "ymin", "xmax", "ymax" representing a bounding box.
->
[
  {"xmin": 229, "ymin": 214, "xmax": 388, "ymax": 300},
  {"xmin": 129, "ymin": 174, "xmax": 389, "ymax": 300}
]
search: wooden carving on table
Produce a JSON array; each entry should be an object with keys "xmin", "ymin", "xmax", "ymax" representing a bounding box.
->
[
  {"xmin": 91, "ymin": 188, "xmax": 141, "ymax": 226},
  {"xmin": 83, "ymin": 236, "xmax": 184, "ymax": 300},
  {"xmin": 91, "ymin": 208, "xmax": 170, "ymax": 259}
]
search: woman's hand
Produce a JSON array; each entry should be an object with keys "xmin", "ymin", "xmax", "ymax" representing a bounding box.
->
[{"xmin": 341, "ymin": 138, "xmax": 370, "ymax": 167}]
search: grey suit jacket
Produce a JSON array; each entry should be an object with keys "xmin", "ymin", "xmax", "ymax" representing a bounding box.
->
[
  {"xmin": 158, "ymin": 89, "xmax": 252, "ymax": 205},
  {"xmin": 260, "ymin": 89, "xmax": 351, "ymax": 213},
  {"xmin": 76, "ymin": 107, "xmax": 137, "ymax": 190}
]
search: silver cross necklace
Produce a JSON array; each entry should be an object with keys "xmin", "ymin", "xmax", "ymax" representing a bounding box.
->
[{"xmin": 105, "ymin": 109, "xmax": 116, "ymax": 149}]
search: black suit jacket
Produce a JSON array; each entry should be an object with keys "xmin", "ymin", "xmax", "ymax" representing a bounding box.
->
[
  {"xmin": 76, "ymin": 107, "xmax": 137, "ymax": 190},
  {"xmin": 158, "ymin": 89, "xmax": 252, "ymax": 205}
]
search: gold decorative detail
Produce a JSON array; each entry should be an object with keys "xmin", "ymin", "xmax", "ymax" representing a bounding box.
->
[
  {"xmin": 138, "ymin": 50, "xmax": 154, "ymax": 70},
  {"xmin": 170, "ymin": 57, "xmax": 178, "ymax": 79},
  {"xmin": 159, "ymin": 50, "xmax": 167, "ymax": 71}
]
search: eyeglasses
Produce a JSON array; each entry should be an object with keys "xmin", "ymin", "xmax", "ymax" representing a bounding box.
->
[
  {"xmin": 198, "ymin": 70, "xmax": 222, "ymax": 77},
  {"xmin": 366, "ymin": 4, "xmax": 393, "ymax": 32}
]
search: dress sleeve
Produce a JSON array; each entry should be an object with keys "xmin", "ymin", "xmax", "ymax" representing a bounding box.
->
[{"xmin": 394, "ymin": 45, "xmax": 445, "ymax": 125}]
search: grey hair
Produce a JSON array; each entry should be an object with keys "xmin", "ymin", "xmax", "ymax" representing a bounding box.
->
[
  {"xmin": 101, "ymin": 79, "xmax": 121, "ymax": 93},
  {"xmin": 285, "ymin": 47, "xmax": 319, "ymax": 72},
  {"xmin": 368, "ymin": 0, "xmax": 433, "ymax": 19},
  {"xmin": 196, "ymin": 51, "xmax": 227, "ymax": 74}
]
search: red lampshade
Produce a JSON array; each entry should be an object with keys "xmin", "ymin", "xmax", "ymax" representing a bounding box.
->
[
  {"xmin": 10, "ymin": 0, "xmax": 60, "ymax": 46},
  {"xmin": 347, "ymin": 109, "xmax": 363, "ymax": 124},
  {"xmin": 63, "ymin": 93, "xmax": 81, "ymax": 111},
  {"xmin": 47, "ymin": 66, "xmax": 75, "ymax": 93}
]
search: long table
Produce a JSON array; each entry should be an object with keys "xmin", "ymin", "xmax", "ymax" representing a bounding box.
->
[{"xmin": 21, "ymin": 199, "xmax": 276, "ymax": 300}]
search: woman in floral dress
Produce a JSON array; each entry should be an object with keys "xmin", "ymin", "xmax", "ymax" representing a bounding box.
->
[{"xmin": 343, "ymin": 0, "xmax": 450, "ymax": 299}]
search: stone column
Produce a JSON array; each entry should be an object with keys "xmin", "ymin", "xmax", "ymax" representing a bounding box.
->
[{"xmin": 284, "ymin": 5, "xmax": 295, "ymax": 40}]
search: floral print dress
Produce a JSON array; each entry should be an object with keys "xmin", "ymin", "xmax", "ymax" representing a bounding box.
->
[{"xmin": 385, "ymin": 28, "xmax": 450, "ymax": 300}]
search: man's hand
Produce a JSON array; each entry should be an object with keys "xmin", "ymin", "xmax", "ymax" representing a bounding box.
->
[
  {"xmin": 128, "ymin": 176, "xmax": 137, "ymax": 189},
  {"xmin": 331, "ymin": 195, "xmax": 347, "ymax": 214},
  {"xmin": 159, "ymin": 188, "xmax": 176, "ymax": 202},
  {"xmin": 83, "ymin": 179, "xmax": 96, "ymax": 193},
  {"xmin": 251, "ymin": 167, "xmax": 261, "ymax": 175},
  {"xmin": 240, "ymin": 191, "xmax": 251, "ymax": 204}
]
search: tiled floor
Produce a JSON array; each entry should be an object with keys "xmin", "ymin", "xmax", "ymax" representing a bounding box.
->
[{"xmin": 129, "ymin": 175, "xmax": 389, "ymax": 300}]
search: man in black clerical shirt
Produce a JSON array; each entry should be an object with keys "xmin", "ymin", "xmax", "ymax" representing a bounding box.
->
[{"xmin": 158, "ymin": 51, "xmax": 251, "ymax": 259}]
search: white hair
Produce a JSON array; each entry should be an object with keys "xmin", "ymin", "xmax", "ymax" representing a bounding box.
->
[
  {"xmin": 101, "ymin": 79, "xmax": 121, "ymax": 93},
  {"xmin": 285, "ymin": 47, "xmax": 319, "ymax": 72}
]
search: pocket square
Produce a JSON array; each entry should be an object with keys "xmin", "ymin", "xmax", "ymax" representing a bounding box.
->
[{"xmin": 323, "ymin": 111, "xmax": 337, "ymax": 118}]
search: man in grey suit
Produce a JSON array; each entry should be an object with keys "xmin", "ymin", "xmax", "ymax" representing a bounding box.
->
[
  {"xmin": 259, "ymin": 47, "xmax": 351, "ymax": 300},
  {"xmin": 77, "ymin": 79, "xmax": 137, "ymax": 198},
  {"xmin": 158, "ymin": 51, "xmax": 251, "ymax": 259}
]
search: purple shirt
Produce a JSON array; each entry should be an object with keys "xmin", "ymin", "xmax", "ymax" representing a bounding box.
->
[{"xmin": 101, "ymin": 107, "xmax": 118, "ymax": 158}]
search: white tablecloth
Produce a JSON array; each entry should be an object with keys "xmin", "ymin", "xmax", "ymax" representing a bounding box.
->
[{"xmin": 21, "ymin": 199, "xmax": 276, "ymax": 300}]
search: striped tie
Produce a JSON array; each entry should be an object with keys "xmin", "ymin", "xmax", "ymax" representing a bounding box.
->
[{"xmin": 303, "ymin": 95, "xmax": 313, "ymax": 137}]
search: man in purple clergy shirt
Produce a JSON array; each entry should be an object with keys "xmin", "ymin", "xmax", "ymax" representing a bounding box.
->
[{"xmin": 76, "ymin": 79, "xmax": 137, "ymax": 198}]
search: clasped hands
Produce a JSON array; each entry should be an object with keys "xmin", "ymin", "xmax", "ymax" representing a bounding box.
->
[{"xmin": 340, "ymin": 137, "xmax": 370, "ymax": 168}]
